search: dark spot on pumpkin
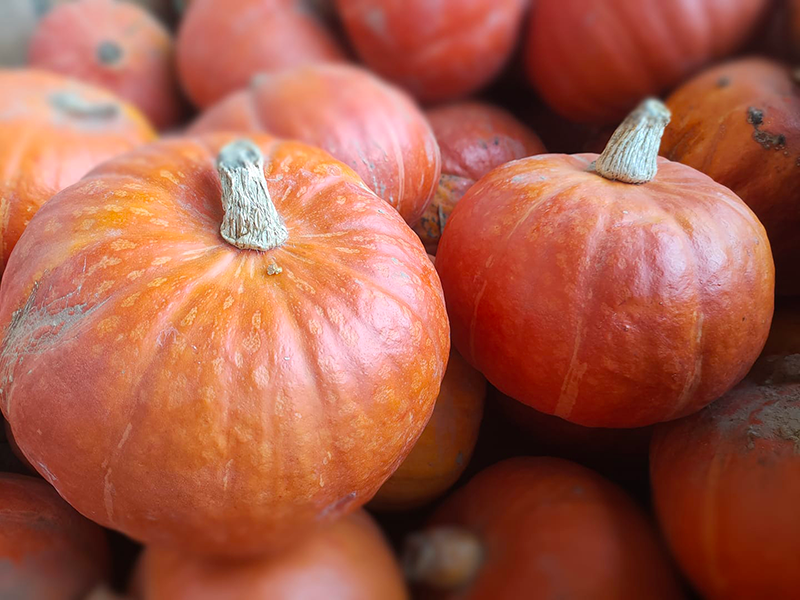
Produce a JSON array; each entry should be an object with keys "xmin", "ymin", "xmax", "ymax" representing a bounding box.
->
[
  {"xmin": 717, "ymin": 76, "xmax": 731, "ymax": 88},
  {"xmin": 97, "ymin": 41, "xmax": 123, "ymax": 66},
  {"xmin": 746, "ymin": 107, "xmax": 787, "ymax": 150},
  {"xmin": 455, "ymin": 451, "xmax": 464, "ymax": 466},
  {"xmin": 493, "ymin": 137, "xmax": 500, "ymax": 146},
  {"xmin": 747, "ymin": 107, "xmax": 764, "ymax": 126}
]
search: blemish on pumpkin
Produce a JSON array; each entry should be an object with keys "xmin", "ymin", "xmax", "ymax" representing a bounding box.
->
[
  {"xmin": 159, "ymin": 170, "xmax": 180, "ymax": 185},
  {"xmin": 80, "ymin": 219, "xmax": 95, "ymax": 230},
  {"xmin": 717, "ymin": 76, "xmax": 730, "ymax": 88},
  {"xmin": 110, "ymin": 239, "xmax": 136, "ymax": 251},
  {"xmin": 114, "ymin": 190, "xmax": 128, "ymax": 198},
  {"xmin": 267, "ymin": 262, "xmax": 282, "ymax": 275},
  {"xmin": 747, "ymin": 107, "xmax": 787, "ymax": 150},
  {"xmin": 104, "ymin": 204, "xmax": 123, "ymax": 212},
  {"xmin": 95, "ymin": 280, "xmax": 115, "ymax": 295},
  {"xmin": 180, "ymin": 306, "xmax": 198, "ymax": 327},
  {"xmin": 150, "ymin": 218, "xmax": 169, "ymax": 227},
  {"xmin": 147, "ymin": 277, "xmax": 168, "ymax": 288},
  {"xmin": 151, "ymin": 256, "xmax": 171, "ymax": 266},
  {"xmin": 121, "ymin": 292, "xmax": 141, "ymax": 307},
  {"xmin": 222, "ymin": 295, "xmax": 234, "ymax": 309},
  {"xmin": 130, "ymin": 207, "xmax": 152, "ymax": 216}
]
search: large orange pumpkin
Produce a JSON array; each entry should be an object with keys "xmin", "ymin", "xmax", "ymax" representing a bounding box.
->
[
  {"xmin": 134, "ymin": 510, "xmax": 408, "ymax": 599},
  {"xmin": 0, "ymin": 69, "xmax": 155, "ymax": 275},
  {"xmin": 660, "ymin": 58, "xmax": 800, "ymax": 296},
  {"xmin": 404, "ymin": 457, "xmax": 683, "ymax": 599},
  {"xmin": 177, "ymin": 0, "xmax": 346, "ymax": 108},
  {"xmin": 0, "ymin": 134, "xmax": 450, "ymax": 556},
  {"xmin": 436, "ymin": 99, "xmax": 774, "ymax": 428},
  {"xmin": 651, "ymin": 355, "xmax": 800, "ymax": 599},
  {"xmin": 524, "ymin": 0, "xmax": 769, "ymax": 124},
  {"xmin": 189, "ymin": 64, "xmax": 441, "ymax": 226},
  {"xmin": 28, "ymin": 0, "xmax": 185, "ymax": 130},
  {"xmin": 0, "ymin": 473, "xmax": 110, "ymax": 600}
]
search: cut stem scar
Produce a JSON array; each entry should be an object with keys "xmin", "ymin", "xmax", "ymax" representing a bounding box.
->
[{"xmin": 403, "ymin": 527, "xmax": 483, "ymax": 590}]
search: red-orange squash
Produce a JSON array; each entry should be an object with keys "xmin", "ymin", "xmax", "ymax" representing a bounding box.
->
[
  {"xmin": 0, "ymin": 69, "xmax": 155, "ymax": 276},
  {"xmin": 336, "ymin": 0, "xmax": 528, "ymax": 103},
  {"xmin": 660, "ymin": 58, "xmax": 800, "ymax": 296},
  {"xmin": 651, "ymin": 355, "xmax": 800, "ymax": 599},
  {"xmin": 190, "ymin": 64, "xmax": 441, "ymax": 225},
  {"xmin": 0, "ymin": 473, "xmax": 110, "ymax": 600},
  {"xmin": 436, "ymin": 99, "xmax": 774, "ymax": 428},
  {"xmin": 28, "ymin": 0, "xmax": 185, "ymax": 130},
  {"xmin": 134, "ymin": 510, "xmax": 408, "ymax": 599},
  {"xmin": 524, "ymin": 0, "xmax": 769, "ymax": 124},
  {"xmin": 0, "ymin": 134, "xmax": 450, "ymax": 557},
  {"xmin": 404, "ymin": 457, "xmax": 683, "ymax": 599},
  {"xmin": 414, "ymin": 102, "xmax": 546, "ymax": 254},
  {"xmin": 177, "ymin": 0, "xmax": 346, "ymax": 108}
]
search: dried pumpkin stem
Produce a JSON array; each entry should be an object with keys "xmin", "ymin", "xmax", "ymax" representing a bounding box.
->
[
  {"xmin": 50, "ymin": 91, "xmax": 119, "ymax": 119},
  {"xmin": 403, "ymin": 527, "xmax": 483, "ymax": 590},
  {"xmin": 217, "ymin": 139, "xmax": 288, "ymax": 251},
  {"xmin": 594, "ymin": 98, "xmax": 671, "ymax": 184}
]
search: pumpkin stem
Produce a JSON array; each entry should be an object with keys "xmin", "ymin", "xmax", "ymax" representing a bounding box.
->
[
  {"xmin": 594, "ymin": 98, "xmax": 671, "ymax": 184},
  {"xmin": 50, "ymin": 91, "xmax": 119, "ymax": 120},
  {"xmin": 403, "ymin": 527, "xmax": 483, "ymax": 590},
  {"xmin": 217, "ymin": 139, "xmax": 288, "ymax": 251}
]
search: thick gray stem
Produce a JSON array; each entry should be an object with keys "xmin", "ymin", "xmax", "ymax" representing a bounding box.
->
[
  {"xmin": 50, "ymin": 91, "xmax": 119, "ymax": 119},
  {"xmin": 403, "ymin": 527, "xmax": 483, "ymax": 590}
]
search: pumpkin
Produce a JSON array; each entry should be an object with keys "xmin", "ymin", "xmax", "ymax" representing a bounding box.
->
[
  {"xmin": 189, "ymin": 64, "xmax": 441, "ymax": 226},
  {"xmin": 28, "ymin": 0, "xmax": 185, "ymax": 130},
  {"xmin": 524, "ymin": 0, "xmax": 769, "ymax": 124},
  {"xmin": 413, "ymin": 102, "xmax": 545, "ymax": 254},
  {"xmin": 134, "ymin": 510, "xmax": 408, "ymax": 599},
  {"xmin": 660, "ymin": 58, "xmax": 800, "ymax": 296},
  {"xmin": 404, "ymin": 457, "xmax": 683, "ymax": 599},
  {"xmin": 336, "ymin": 0, "xmax": 527, "ymax": 103},
  {"xmin": 0, "ymin": 69, "xmax": 155, "ymax": 276},
  {"xmin": 177, "ymin": 0, "xmax": 346, "ymax": 108},
  {"xmin": 651, "ymin": 354, "xmax": 800, "ymax": 600},
  {"xmin": 0, "ymin": 0, "xmax": 70, "ymax": 66},
  {"xmin": 436, "ymin": 98, "xmax": 774, "ymax": 428},
  {"xmin": 0, "ymin": 134, "xmax": 450, "ymax": 557},
  {"xmin": 0, "ymin": 473, "xmax": 110, "ymax": 600}
]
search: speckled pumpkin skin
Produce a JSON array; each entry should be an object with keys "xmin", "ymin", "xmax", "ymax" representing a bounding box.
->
[{"xmin": 0, "ymin": 133, "xmax": 450, "ymax": 557}]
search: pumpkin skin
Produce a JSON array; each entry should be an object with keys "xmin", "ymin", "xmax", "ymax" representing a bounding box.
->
[
  {"xmin": 0, "ymin": 69, "xmax": 155, "ymax": 276},
  {"xmin": 189, "ymin": 64, "xmax": 441, "ymax": 226},
  {"xmin": 28, "ymin": 0, "xmax": 185, "ymax": 130},
  {"xmin": 660, "ymin": 58, "xmax": 800, "ymax": 296},
  {"xmin": 134, "ymin": 510, "xmax": 408, "ymax": 600},
  {"xmin": 0, "ymin": 473, "xmax": 110, "ymax": 600},
  {"xmin": 177, "ymin": 0, "xmax": 346, "ymax": 108},
  {"xmin": 651, "ymin": 358, "xmax": 800, "ymax": 600},
  {"xmin": 524, "ymin": 0, "xmax": 769, "ymax": 124},
  {"xmin": 0, "ymin": 0, "xmax": 70, "ymax": 66},
  {"xmin": 436, "ymin": 154, "xmax": 774, "ymax": 428},
  {"xmin": 414, "ymin": 102, "xmax": 546, "ymax": 254},
  {"xmin": 336, "ymin": 0, "xmax": 528, "ymax": 103},
  {"xmin": 409, "ymin": 457, "xmax": 683, "ymax": 599}
]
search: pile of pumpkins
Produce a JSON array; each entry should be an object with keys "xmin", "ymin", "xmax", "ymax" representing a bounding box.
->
[{"xmin": 0, "ymin": 0, "xmax": 798, "ymax": 598}]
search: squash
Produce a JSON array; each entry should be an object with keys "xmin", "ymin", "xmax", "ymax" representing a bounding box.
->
[
  {"xmin": 336, "ymin": 0, "xmax": 528, "ymax": 103},
  {"xmin": 651, "ymin": 354, "xmax": 800, "ymax": 600},
  {"xmin": 413, "ymin": 102, "xmax": 545, "ymax": 254},
  {"xmin": 134, "ymin": 510, "xmax": 408, "ymax": 599},
  {"xmin": 0, "ymin": 69, "xmax": 155, "ymax": 276},
  {"xmin": 189, "ymin": 64, "xmax": 441, "ymax": 226},
  {"xmin": 524, "ymin": 0, "xmax": 769, "ymax": 124},
  {"xmin": 436, "ymin": 99, "xmax": 774, "ymax": 428},
  {"xmin": 177, "ymin": 0, "xmax": 345, "ymax": 108},
  {"xmin": 0, "ymin": 134, "xmax": 450, "ymax": 557},
  {"xmin": 660, "ymin": 58, "xmax": 800, "ymax": 296},
  {"xmin": 404, "ymin": 457, "xmax": 683, "ymax": 599},
  {"xmin": 0, "ymin": 0, "xmax": 70, "ymax": 66},
  {"xmin": 0, "ymin": 473, "xmax": 110, "ymax": 600},
  {"xmin": 28, "ymin": 0, "xmax": 185, "ymax": 130}
]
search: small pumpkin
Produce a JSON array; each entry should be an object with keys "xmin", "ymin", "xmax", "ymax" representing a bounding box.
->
[
  {"xmin": 524, "ymin": 0, "xmax": 770, "ymax": 124},
  {"xmin": 404, "ymin": 457, "xmax": 683, "ymax": 599},
  {"xmin": 28, "ymin": 0, "xmax": 185, "ymax": 130},
  {"xmin": 436, "ymin": 98, "xmax": 774, "ymax": 428},
  {"xmin": 134, "ymin": 510, "xmax": 408, "ymax": 599},
  {"xmin": 189, "ymin": 64, "xmax": 441, "ymax": 226},
  {"xmin": 0, "ymin": 134, "xmax": 449, "ymax": 557},
  {"xmin": 177, "ymin": 0, "xmax": 346, "ymax": 108},
  {"xmin": 660, "ymin": 58, "xmax": 800, "ymax": 296},
  {"xmin": 651, "ymin": 354, "xmax": 800, "ymax": 600},
  {"xmin": 0, "ymin": 69, "xmax": 155, "ymax": 275},
  {"xmin": 413, "ymin": 102, "xmax": 545, "ymax": 254},
  {"xmin": 0, "ymin": 0, "xmax": 70, "ymax": 66},
  {"xmin": 0, "ymin": 473, "xmax": 110, "ymax": 600}
]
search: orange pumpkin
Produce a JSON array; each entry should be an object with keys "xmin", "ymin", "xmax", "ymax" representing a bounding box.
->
[
  {"xmin": 0, "ymin": 69, "xmax": 155, "ymax": 276},
  {"xmin": 0, "ymin": 473, "xmax": 110, "ymax": 600},
  {"xmin": 28, "ymin": 0, "xmax": 185, "ymax": 130},
  {"xmin": 436, "ymin": 99, "xmax": 774, "ymax": 428},
  {"xmin": 405, "ymin": 457, "xmax": 683, "ymax": 599},
  {"xmin": 414, "ymin": 102, "xmax": 546, "ymax": 254},
  {"xmin": 134, "ymin": 510, "xmax": 408, "ymax": 599},
  {"xmin": 177, "ymin": 0, "xmax": 346, "ymax": 108},
  {"xmin": 0, "ymin": 134, "xmax": 449, "ymax": 557},
  {"xmin": 660, "ymin": 58, "xmax": 800, "ymax": 296},
  {"xmin": 189, "ymin": 64, "xmax": 441, "ymax": 226}
]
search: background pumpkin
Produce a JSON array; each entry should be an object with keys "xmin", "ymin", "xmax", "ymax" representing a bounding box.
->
[{"xmin": 0, "ymin": 69, "xmax": 155, "ymax": 276}]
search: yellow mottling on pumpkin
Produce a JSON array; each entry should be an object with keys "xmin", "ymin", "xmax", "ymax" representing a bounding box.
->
[
  {"xmin": 97, "ymin": 316, "xmax": 120, "ymax": 334},
  {"xmin": 234, "ymin": 352, "xmax": 243, "ymax": 368},
  {"xmin": 126, "ymin": 271, "xmax": 144, "ymax": 282},
  {"xmin": 152, "ymin": 256, "xmax": 171, "ymax": 266},
  {"xmin": 111, "ymin": 239, "xmax": 136, "ymax": 251},
  {"xmin": 254, "ymin": 365, "xmax": 270, "ymax": 389},
  {"xmin": 212, "ymin": 357, "xmax": 224, "ymax": 374},
  {"xmin": 160, "ymin": 170, "xmax": 180, "ymax": 185},
  {"xmin": 252, "ymin": 311, "xmax": 261, "ymax": 329},
  {"xmin": 114, "ymin": 190, "xmax": 128, "ymax": 198},
  {"xmin": 334, "ymin": 247, "xmax": 360, "ymax": 254},
  {"xmin": 43, "ymin": 220, "xmax": 60, "ymax": 233},
  {"xmin": 222, "ymin": 295, "xmax": 234, "ymax": 309},
  {"xmin": 147, "ymin": 277, "xmax": 168, "ymax": 288},
  {"xmin": 80, "ymin": 219, "xmax": 95, "ymax": 230},
  {"xmin": 242, "ymin": 331, "xmax": 261, "ymax": 353},
  {"xmin": 104, "ymin": 204, "xmax": 123, "ymax": 212},
  {"xmin": 130, "ymin": 322, "xmax": 148, "ymax": 340},
  {"xmin": 150, "ymin": 218, "xmax": 169, "ymax": 226},
  {"xmin": 130, "ymin": 207, "xmax": 152, "ymax": 216},
  {"xmin": 181, "ymin": 306, "xmax": 198, "ymax": 327},
  {"xmin": 96, "ymin": 280, "xmax": 115, "ymax": 295},
  {"xmin": 308, "ymin": 320, "xmax": 322, "ymax": 335}
]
